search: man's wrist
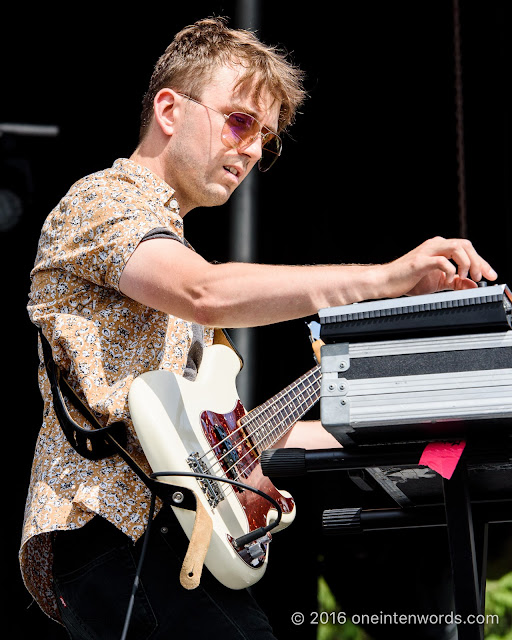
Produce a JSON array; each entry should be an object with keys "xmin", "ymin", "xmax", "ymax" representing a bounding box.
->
[{"xmin": 359, "ymin": 263, "xmax": 389, "ymax": 302}]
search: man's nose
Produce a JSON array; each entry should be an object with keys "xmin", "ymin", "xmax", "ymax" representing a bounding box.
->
[{"xmin": 238, "ymin": 134, "xmax": 263, "ymax": 161}]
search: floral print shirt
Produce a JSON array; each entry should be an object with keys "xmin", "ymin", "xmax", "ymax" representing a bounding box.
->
[{"xmin": 20, "ymin": 158, "xmax": 214, "ymax": 621}]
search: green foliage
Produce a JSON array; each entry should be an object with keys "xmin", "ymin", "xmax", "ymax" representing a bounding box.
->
[
  {"xmin": 317, "ymin": 572, "xmax": 512, "ymax": 640},
  {"xmin": 485, "ymin": 572, "xmax": 512, "ymax": 639},
  {"xmin": 317, "ymin": 577, "xmax": 370, "ymax": 640}
]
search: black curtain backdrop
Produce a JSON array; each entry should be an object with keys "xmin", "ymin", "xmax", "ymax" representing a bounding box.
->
[{"xmin": 2, "ymin": 2, "xmax": 511, "ymax": 637}]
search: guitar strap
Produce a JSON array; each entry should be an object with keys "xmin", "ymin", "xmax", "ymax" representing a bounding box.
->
[
  {"xmin": 37, "ymin": 326, "xmax": 215, "ymax": 588},
  {"xmin": 179, "ymin": 498, "xmax": 214, "ymax": 589}
]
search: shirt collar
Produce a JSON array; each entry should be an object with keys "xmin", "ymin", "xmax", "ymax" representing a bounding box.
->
[{"xmin": 112, "ymin": 158, "xmax": 180, "ymax": 215}]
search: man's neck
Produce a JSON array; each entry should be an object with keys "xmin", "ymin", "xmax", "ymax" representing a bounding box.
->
[
  {"xmin": 130, "ymin": 147, "xmax": 164, "ymax": 182},
  {"xmin": 129, "ymin": 147, "xmax": 191, "ymax": 219}
]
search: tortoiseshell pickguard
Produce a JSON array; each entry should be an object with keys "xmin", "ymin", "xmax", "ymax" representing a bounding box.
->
[{"xmin": 200, "ymin": 402, "xmax": 295, "ymax": 566}]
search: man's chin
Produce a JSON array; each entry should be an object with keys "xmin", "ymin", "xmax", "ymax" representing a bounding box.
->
[{"xmin": 205, "ymin": 184, "xmax": 237, "ymax": 207}]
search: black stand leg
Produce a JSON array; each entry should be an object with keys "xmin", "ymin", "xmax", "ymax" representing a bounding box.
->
[
  {"xmin": 474, "ymin": 518, "xmax": 489, "ymax": 614},
  {"xmin": 442, "ymin": 461, "xmax": 484, "ymax": 640}
]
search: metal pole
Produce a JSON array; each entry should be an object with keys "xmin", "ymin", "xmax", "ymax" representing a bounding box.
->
[
  {"xmin": 229, "ymin": 0, "xmax": 261, "ymax": 409},
  {"xmin": 453, "ymin": 0, "xmax": 468, "ymax": 238},
  {"xmin": 442, "ymin": 461, "xmax": 484, "ymax": 640},
  {"xmin": 0, "ymin": 123, "xmax": 59, "ymax": 137}
]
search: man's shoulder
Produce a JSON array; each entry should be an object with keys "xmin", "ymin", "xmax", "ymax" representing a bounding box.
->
[
  {"xmin": 35, "ymin": 158, "xmax": 180, "ymax": 257},
  {"xmin": 66, "ymin": 160, "xmax": 137, "ymax": 198},
  {"xmin": 65, "ymin": 158, "xmax": 173, "ymax": 207}
]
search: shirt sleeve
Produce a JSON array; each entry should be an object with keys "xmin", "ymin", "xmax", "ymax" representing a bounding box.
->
[
  {"xmin": 33, "ymin": 175, "xmax": 185, "ymax": 292},
  {"xmin": 140, "ymin": 227, "xmax": 182, "ymax": 242}
]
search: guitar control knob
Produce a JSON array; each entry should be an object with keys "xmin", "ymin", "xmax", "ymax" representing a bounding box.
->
[{"xmin": 322, "ymin": 507, "xmax": 362, "ymax": 535}]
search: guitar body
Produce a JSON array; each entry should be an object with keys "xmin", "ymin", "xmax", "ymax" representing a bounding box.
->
[{"xmin": 128, "ymin": 344, "xmax": 296, "ymax": 590}]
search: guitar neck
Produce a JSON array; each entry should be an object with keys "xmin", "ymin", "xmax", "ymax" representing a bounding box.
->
[{"xmin": 239, "ymin": 364, "xmax": 322, "ymax": 453}]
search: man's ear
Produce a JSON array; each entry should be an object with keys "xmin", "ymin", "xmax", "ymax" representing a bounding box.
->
[{"xmin": 153, "ymin": 88, "xmax": 178, "ymax": 136}]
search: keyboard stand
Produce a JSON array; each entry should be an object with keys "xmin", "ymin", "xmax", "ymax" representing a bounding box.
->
[
  {"xmin": 443, "ymin": 460, "xmax": 484, "ymax": 638},
  {"xmin": 261, "ymin": 442, "xmax": 512, "ymax": 640}
]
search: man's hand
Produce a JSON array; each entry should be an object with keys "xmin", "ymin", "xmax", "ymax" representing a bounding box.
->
[{"xmin": 381, "ymin": 236, "xmax": 498, "ymax": 298}]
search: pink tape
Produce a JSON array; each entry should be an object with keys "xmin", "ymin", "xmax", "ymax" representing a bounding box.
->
[{"xmin": 418, "ymin": 441, "xmax": 466, "ymax": 479}]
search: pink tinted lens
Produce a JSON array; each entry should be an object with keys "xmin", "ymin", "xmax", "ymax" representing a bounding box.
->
[
  {"xmin": 222, "ymin": 113, "xmax": 260, "ymax": 148},
  {"xmin": 222, "ymin": 113, "xmax": 281, "ymax": 171}
]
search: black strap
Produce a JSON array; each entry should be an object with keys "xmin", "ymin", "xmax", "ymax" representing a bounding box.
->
[{"xmin": 37, "ymin": 327, "xmax": 197, "ymax": 511}]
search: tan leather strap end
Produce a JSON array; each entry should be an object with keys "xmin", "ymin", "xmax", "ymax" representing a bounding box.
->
[{"xmin": 179, "ymin": 498, "xmax": 213, "ymax": 589}]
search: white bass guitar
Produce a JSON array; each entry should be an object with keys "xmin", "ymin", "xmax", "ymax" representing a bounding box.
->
[{"xmin": 128, "ymin": 343, "xmax": 321, "ymax": 590}]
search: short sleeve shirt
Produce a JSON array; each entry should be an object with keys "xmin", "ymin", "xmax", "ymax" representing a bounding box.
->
[{"xmin": 20, "ymin": 158, "xmax": 214, "ymax": 621}]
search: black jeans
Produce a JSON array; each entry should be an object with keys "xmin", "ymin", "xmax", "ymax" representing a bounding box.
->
[{"xmin": 52, "ymin": 507, "xmax": 277, "ymax": 640}]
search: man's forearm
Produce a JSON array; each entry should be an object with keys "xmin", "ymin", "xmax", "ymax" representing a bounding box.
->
[
  {"xmin": 190, "ymin": 261, "xmax": 384, "ymax": 327},
  {"xmin": 274, "ymin": 420, "xmax": 342, "ymax": 450},
  {"xmin": 120, "ymin": 238, "xmax": 385, "ymax": 327}
]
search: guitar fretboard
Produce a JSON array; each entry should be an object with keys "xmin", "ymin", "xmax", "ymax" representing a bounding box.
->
[{"xmin": 239, "ymin": 365, "xmax": 322, "ymax": 453}]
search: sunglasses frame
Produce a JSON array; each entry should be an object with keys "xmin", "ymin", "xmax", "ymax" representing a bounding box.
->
[{"xmin": 175, "ymin": 92, "xmax": 282, "ymax": 172}]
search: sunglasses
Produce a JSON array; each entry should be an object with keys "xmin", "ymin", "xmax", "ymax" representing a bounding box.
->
[{"xmin": 176, "ymin": 92, "xmax": 282, "ymax": 172}]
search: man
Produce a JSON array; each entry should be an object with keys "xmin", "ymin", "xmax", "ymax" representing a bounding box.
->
[{"xmin": 20, "ymin": 17, "xmax": 496, "ymax": 639}]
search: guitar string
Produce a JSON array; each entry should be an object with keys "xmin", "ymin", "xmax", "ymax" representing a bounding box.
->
[
  {"xmin": 241, "ymin": 379, "xmax": 322, "ymax": 461},
  {"xmin": 217, "ymin": 387, "xmax": 321, "ymax": 501},
  {"xmin": 206, "ymin": 376, "xmax": 322, "ymax": 498},
  {"xmin": 220, "ymin": 385, "xmax": 320, "ymax": 477},
  {"xmin": 239, "ymin": 365, "xmax": 321, "ymax": 426},
  {"xmin": 215, "ymin": 368, "xmax": 322, "ymax": 476},
  {"xmin": 200, "ymin": 370, "xmax": 320, "ymax": 500},
  {"xmin": 224, "ymin": 375, "xmax": 321, "ymax": 474},
  {"xmin": 208, "ymin": 366, "xmax": 321, "ymax": 466},
  {"xmin": 199, "ymin": 367, "xmax": 321, "ymax": 470},
  {"xmin": 188, "ymin": 366, "xmax": 321, "ymax": 502},
  {"xmin": 196, "ymin": 365, "xmax": 321, "ymax": 465},
  {"xmin": 227, "ymin": 384, "xmax": 322, "ymax": 481}
]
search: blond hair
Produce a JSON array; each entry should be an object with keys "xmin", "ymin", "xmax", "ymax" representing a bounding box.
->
[{"xmin": 139, "ymin": 17, "xmax": 306, "ymax": 140}]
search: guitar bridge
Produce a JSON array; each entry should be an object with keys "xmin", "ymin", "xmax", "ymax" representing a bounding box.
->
[{"xmin": 187, "ymin": 452, "xmax": 225, "ymax": 508}]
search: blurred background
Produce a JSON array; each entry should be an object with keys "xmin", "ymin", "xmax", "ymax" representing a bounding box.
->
[{"xmin": 2, "ymin": 1, "xmax": 511, "ymax": 637}]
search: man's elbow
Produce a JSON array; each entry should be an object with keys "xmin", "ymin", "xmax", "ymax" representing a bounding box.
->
[{"xmin": 188, "ymin": 290, "xmax": 227, "ymax": 328}]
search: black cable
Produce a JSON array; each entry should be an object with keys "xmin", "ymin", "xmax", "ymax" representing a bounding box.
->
[
  {"xmin": 151, "ymin": 470, "xmax": 283, "ymax": 544},
  {"xmin": 120, "ymin": 469, "xmax": 283, "ymax": 639},
  {"xmin": 120, "ymin": 491, "xmax": 157, "ymax": 640}
]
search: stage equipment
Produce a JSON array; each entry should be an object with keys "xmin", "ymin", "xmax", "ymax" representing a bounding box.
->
[
  {"xmin": 262, "ymin": 284, "xmax": 512, "ymax": 640},
  {"xmin": 317, "ymin": 284, "xmax": 512, "ymax": 447}
]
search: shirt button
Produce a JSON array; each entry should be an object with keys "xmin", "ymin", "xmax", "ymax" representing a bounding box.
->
[{"xmin": 160, "ymin": 526, "xmax": 168, "ymax": 534}]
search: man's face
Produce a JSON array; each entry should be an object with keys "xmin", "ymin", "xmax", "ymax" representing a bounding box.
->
[{"xmin": 164, "ymin": 65, "xmax": 281, "ymax": 215}]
